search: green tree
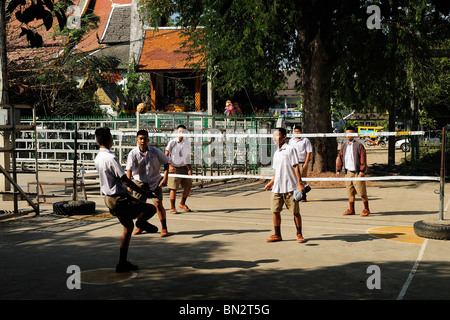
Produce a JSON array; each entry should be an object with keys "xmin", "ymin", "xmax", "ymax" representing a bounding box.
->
[
  {"xmin": 142, "ymin": 0, "xmax": 449, "ymax": 171},
  {"xmin": 9, "ymin": 52, "xmax": 121, "ymax": 117},
  {"xmin": 5, "ymin": 0, "xmax": 123, "ymax": 117}
]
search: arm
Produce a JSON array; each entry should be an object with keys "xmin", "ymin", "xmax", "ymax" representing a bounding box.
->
[
  {"xmin": 304, "ymin": 139, "xmax": 312, "ymax": 168},
  {"xmin": 126, "ymin": 169, "xmax": 132, "ymax": 192},
  {"xmin": 336, "ymin": 146, "xmax": 344, "ymax": 177},
  {"xmin": 304, "ymin": 152, "xmax": 311, "ymax": 170},
  {"xmin": 165, "ymin": 149, "xmax": 176, "ymax": 173},
  {"xmin": 359, "ymin": 144, "xmax": 367, "ymax": 177},
  {"xmin": 294, "ymin": 164, "xmax": 305, "ymax": 192},
  {"xmin": 159, "ymin": 163, "xmax": 169, "ymax": 187},
  {"xmin": 120, "ymin": 174, "xmax": 157, "ymax": 198},
  {"xmin": 264, "ymin": 177, "xmax": 274, "ymax": 190}
]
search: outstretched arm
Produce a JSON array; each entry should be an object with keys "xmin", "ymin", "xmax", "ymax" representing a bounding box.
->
[{"xmin": 120, "ymin": 175, "xmax": 157, "ymax": 198}]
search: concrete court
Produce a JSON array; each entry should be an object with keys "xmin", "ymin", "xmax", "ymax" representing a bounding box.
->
[{"xmin": 0, "ymin": 172, "xmax": 449, "ymax": 301}]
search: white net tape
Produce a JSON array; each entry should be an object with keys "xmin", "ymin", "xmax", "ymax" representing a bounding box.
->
[
  {"xmin": 88, "ymin": 130, "xmax": 440, "ymax": 182},
  {"xmin": 112, "ymin": 130, "xmax": 425, "ymax": 139},
  {"xmin": 165, "ymin": 173, "xmax": 440, "ymax": 182}
]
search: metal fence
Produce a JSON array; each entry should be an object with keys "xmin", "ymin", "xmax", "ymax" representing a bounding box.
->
[{"xmin": 15, "ymin": 112, "xmax": 276, "ymax": 174}]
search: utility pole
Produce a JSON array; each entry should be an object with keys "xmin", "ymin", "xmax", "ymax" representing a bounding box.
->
[
  {"xmin": 0, "ymin": 1, "xmax": 11, "ymax": 200},
  {"xmin": 0, "ymin": 1, "xmax": 7, "ymax": 105}
]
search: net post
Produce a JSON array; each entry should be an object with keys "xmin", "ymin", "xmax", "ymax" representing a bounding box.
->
[{"xmin": 439, "ymin": 126, "xmax": 446, "ymax": 220}]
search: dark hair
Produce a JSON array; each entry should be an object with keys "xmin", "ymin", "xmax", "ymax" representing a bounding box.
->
[
  {"xmin": 137, "ymin": 129, "xmax": 149, "ymax": 137},
  {"xmin": 177, "ymin": 124, "xmax": 187, "ymax": 130},
  {"xmin": 346, "ymin": 126, "xmax": 357, "ymax": 132},
  {"xmin": 294, "ymin": 125, "xmax": 302, "ymax": 131},
  {"xmin": 274, "ymin": 127, "xmax": 287, "ymax": 137},
  {"xmin": 95, "ymin": 127, "xmax": 112, "ymax": 146}
]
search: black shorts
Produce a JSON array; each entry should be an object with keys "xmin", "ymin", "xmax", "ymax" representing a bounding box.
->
[{"xmin": 104, "ymin": 192, "xmax": 156, "ymax": 226}]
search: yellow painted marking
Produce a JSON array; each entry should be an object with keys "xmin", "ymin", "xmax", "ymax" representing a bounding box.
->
[
  {"xmin": 368, "ymin": 226, "xmax": 424, "ymax": 244},
  {"xmin": 68, "ymin": 212, "xmax": 114, "ymax": 220},
  {"xmin": 80, "ymin": 268, "xmax": 137, "ymax": 285}
]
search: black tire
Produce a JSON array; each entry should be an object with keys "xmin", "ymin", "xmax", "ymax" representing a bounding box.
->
[
  {"xmin": 53, "ymin": 200, "xmax": 96, "ymax": 216},
  {"xmin": 379, "ymin": 141, "xmax": 386, "ymax": 147},
  {"xmin": 414, "ymin": 220, "xmax": 450, "ymax": 240}
]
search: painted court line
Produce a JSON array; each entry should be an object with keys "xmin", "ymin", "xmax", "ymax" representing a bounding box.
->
[
  {"xmin": 397, "ymin": 197, "xmax": 450, "ymax": 300},
  {"xmin": 397, "ymin": 238, "xmax": 428, "ymax": 300}
]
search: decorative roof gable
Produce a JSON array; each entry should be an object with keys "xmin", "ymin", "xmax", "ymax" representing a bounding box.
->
[
  {"xmin": 100, "ymin": 4, "xmax": 131, "ymax": 44},
  {"xmin": 138, "ymin": 28, "xmax": 205, "ymax": 72}
]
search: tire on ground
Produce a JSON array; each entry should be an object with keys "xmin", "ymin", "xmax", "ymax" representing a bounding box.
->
[
  {"xmin": 414, "ymin": 220, "xmax": 450, "ymax": 240},
  {"xmin": 53, "ymin": 200, "xmax": 96, "ymax": 216}
]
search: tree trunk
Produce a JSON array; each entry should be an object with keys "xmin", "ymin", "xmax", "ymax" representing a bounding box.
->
[
  {"xmin": 0, "ymin": 0, "xmax": 8, "ymax": 104},
  {"xmin": 299, "ymin": 30, "xmax": 337, "ymax": 173}
]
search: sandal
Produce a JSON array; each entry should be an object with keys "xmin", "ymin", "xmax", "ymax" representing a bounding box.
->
[
  {"xmin": 343, "ymin": 209, "xmax": 355, "ymax": 215},
  {"xmin": 361, "ymin": 209, "xmax": 371, "ymax": 217},
  {"xmin": 296, "ymin": 234, "xmax": 306, "ymax": 243},
  {"xmin": 179, "ymin": 204, "xmax": 193, "ymax": 212},
  {"xmin": 170, "ymin": 208, "xmax": 179, "ymax": 214},
  {"xmin": 266, "ymin": 234, "xmax": 282, "ymax": 242}
]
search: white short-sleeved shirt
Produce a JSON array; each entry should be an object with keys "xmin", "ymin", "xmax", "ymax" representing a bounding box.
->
[
  {"xmin": 126, "ymin": 146, "xmax": 169, "ymax": 190},
  {"xmin": 288, "ymin": 137, "xmax": 312, "ymax": 162},
  {"xmin": 272, "ymin": 143, "xmax": 300, "ymax": 194},
  {"xmin": 94, "ymin": 148, "xmax": 127, "ymax": 196},
  {"xmin": 165, "ymin": 138, "xmax": 191, "ymax": 167}
]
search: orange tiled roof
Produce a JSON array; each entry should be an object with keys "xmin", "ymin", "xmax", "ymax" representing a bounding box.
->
[{"xmin": 138, "ymin": 28, "xmax": 205, "ymax": 71}]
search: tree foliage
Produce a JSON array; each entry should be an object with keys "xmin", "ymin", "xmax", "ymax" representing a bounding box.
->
[
  {"xmin": 6, "ymin": 0, "xmax": 75, "ymax": 47},
  {"xmin": 6, "ymin": 0, "xmax": 119, "ymax": 116},
  {"xmin": 9, "ymin": 53, "xmax": 121, "ymax": 117},
  {"xmin": 140, "ymin": 0, "xmax": 449, "ymax": 171}
]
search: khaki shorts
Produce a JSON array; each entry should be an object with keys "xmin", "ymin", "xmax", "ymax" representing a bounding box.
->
[
  {"xmin": 346, "ymin": 171, "xmax": 367, "ymax": 197},
  {"xmin": 131, "ymin": 178, "xmax": 163, "ymax": 202},
  {"xmin": 168, "ymin": 166, "xmax": 192, "ymax": 190},
  {"xmin": 271, "ymin": 191, "xmax": 299, "ymax": 214}
]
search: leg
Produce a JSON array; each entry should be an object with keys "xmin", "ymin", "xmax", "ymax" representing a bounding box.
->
[
  {"xmin": 154, "ymin": 200, "xmax": 169, "ymax": 237},
  {"xmin": 294, "ymin": 212, "xmax": 306, "ymax": 243},
  {"xmin": 361, "ymin": 194, "xmax": 370, "ymax": 216},
  {"xmin": 169, "ymin": 189, "xmax": 179, "ymax": 214},
  {"xmin": 179, "ymin": 187, "xmax": 192, "ymax": 212},
  {"xmin": 344, "ymin": 175, "xmax": 356, "ymax": 215},
  {"xmin": 356, "ymin": 181, "xmax": 370, "ymax": 216},
  {"xmin": 273, "ymin": 212, "xmax": 281, "ymax": 230},
  {"xmin": 134, "ymin": 202, "xmax": 158, "ymax": 234},
  {"xmin": 286, "ymin": 192, "xmax": 306, "ymax": 243},
  {"xmin": 267, "ymin": 193, "xmax": 283, "ymax": 242},
  {"xmin": 266, "ymin": 212, "xmax": 282, "ymax": 242},
  {"xmin": 179, "ymin": 176, "xmax": 193, "ymax": 212},
  {"xmin": 116, "ymin": 218, "xmax": 138, "ymax": 272},
  {"xmin": 151, "ymin": 186, "xmax": 168, "ymax": 236}
]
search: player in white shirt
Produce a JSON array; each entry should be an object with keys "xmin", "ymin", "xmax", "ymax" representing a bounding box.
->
[
  {"xmin": 288, "ymin": 125, "xmax": 312, "ymax": 201},
  {"xmin": 94, "ymin": 127, "xmax": 157, "ymax": 272},
  {"xmin": 126, "ymin": 130, "xmax": 170, "ymax": 237},
  {"xmin": 336, "ymin": 126, "xmax": 370, "ymax": 216},
  {"xmin": 165, "ymin": 125, "xmax": 193, "ymax": 214},
  {"xmin": 265, "ymin": 128, "xmax": 306, "ymax": 243}
]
